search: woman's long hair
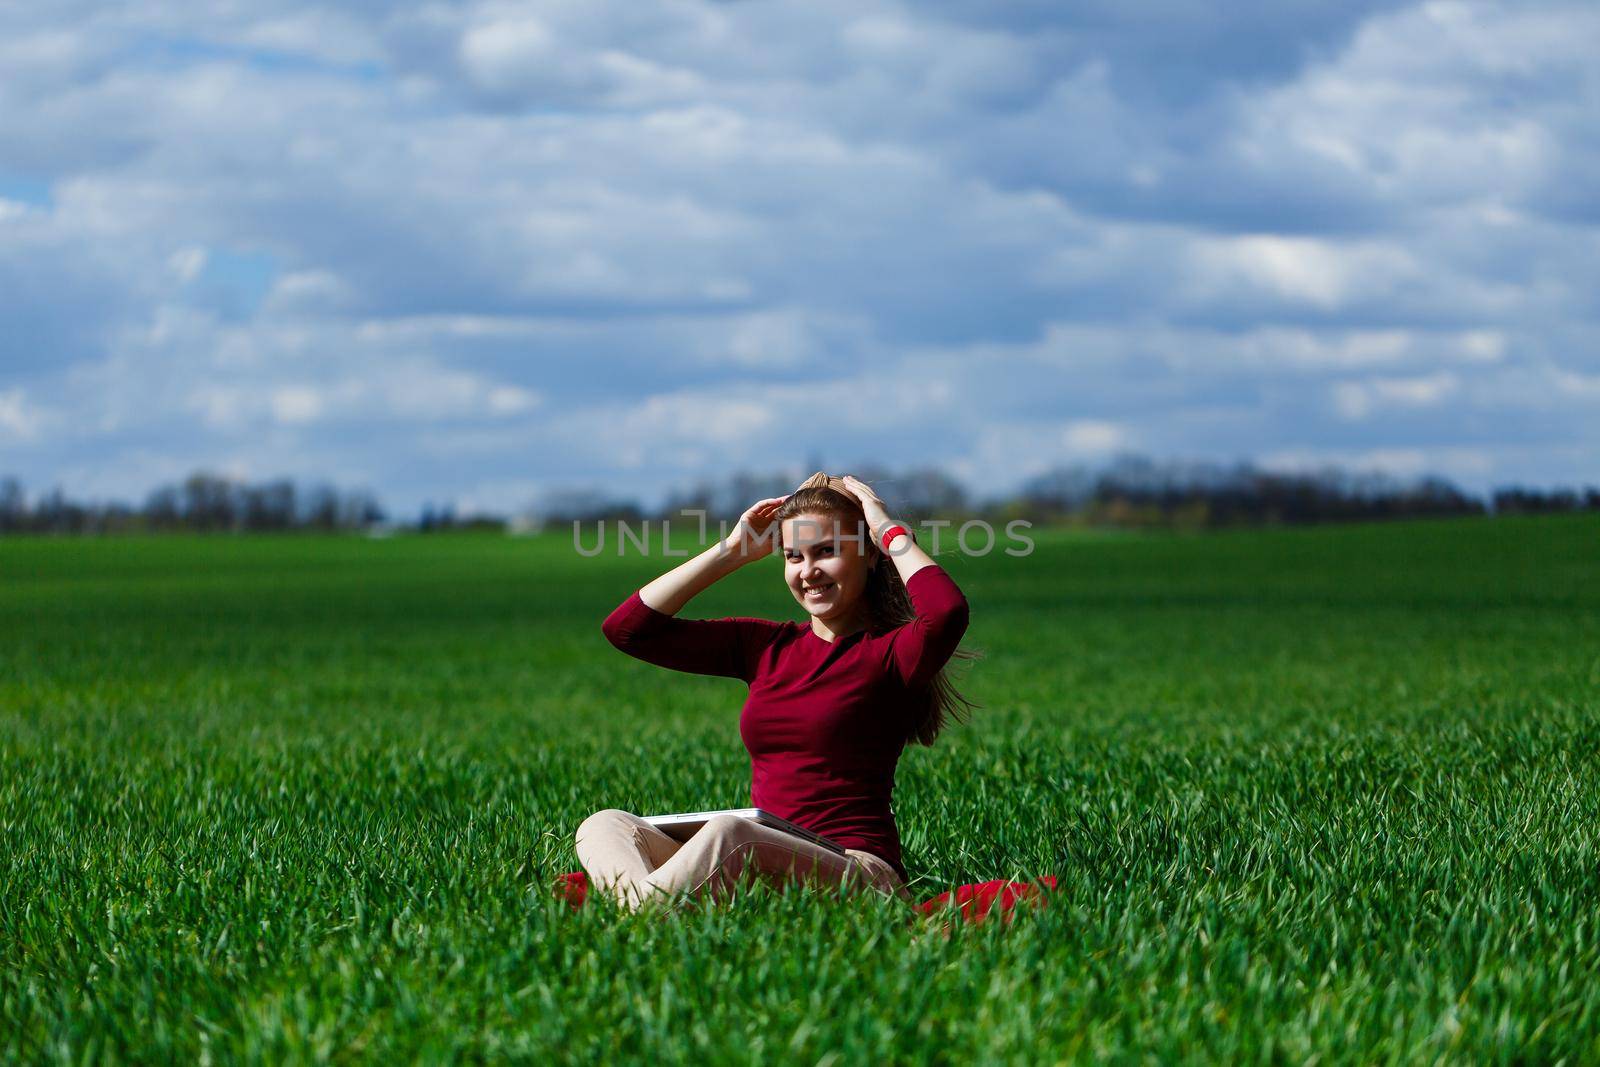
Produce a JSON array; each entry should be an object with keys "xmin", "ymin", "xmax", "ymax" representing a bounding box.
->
[{"xmin": 773, "ymin": 471, "xmax": 982, "ymax": 746}]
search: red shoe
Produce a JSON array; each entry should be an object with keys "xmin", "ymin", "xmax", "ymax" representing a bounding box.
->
[
  {"xmin": 912, "ymin": 875, "xmax": 1057, "ymax": 926},
  {"xmin": 555, "ymin": 871, "xmax": 589, "ymax": 909}
]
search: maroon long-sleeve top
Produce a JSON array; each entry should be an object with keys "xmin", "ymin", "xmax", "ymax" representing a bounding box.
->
[{"xmin": 599, "ymin": 563, "xmax": 970, "ymax": 882}]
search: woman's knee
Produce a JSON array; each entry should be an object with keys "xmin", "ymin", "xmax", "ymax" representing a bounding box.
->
[
  {"xmin": 698, "ymin": 813, "xmax": 756, "ymax": 846},
  {"xmin": 575, "ymin": 807, "xmax": 638, "ymax": 847}
]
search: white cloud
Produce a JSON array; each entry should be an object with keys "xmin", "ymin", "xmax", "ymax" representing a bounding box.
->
[
  {"xmin": 0, "ymin": 197, "xmax": 35, "ymax": 222},
  {"xmin": 0, "ymin": 389, "xmax": 48, "ymax": 441},
  {"xmin": 1331, "ymin": 371, "xmax": 1461, "ymax": 420},
  {"xmin": 263, "ymin": 270, "xmax": 356, "ymax": 316},
  {"xmin": 1458, "ymin": 330, "xmax": 1507, "ymax": 363},
  {"xmin": 1228, "ymin": 1, "xmax": 1593, "ymax": 209},
  {"xmin": 1062, "ymin": 419, "xmax": 1124, "ymax": 453},
  {"xmin": 233, "ymin": 10, "xmax": 384, "ymax": 67},
  {"xmin": 1552, "ymin": 369, "xmax": 1600, "ymax": 399},
  {"xmin": 458, "ymin": 16, "xmax": 555, "ymax": 94},
  {"xmin": 721, "ymin": 309, "xmax": 810, "ymax": 368},
  {"xmin": 270, "ymin": 386, "xmax": 323, "ymax": 425},
  {"xmin": 168, "ymin": 245, "xmax": 207, "ymax": 284},
  {"xmin": 456, "ymin": 11, "xmax": 707, "ymax": 107},
  {"xmin": 1188, "ymin": 235, "xmax": 1420, "ymax": 311},
  {"xmin": 1260, "ymin": 445, "xmax": 1495, "ymax": 481},
  {"xmin": 947, "ymin": 414, "xmax": 1134, "ymax": 496}
]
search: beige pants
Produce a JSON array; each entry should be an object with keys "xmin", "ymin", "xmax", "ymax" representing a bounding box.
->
[{"xmin": 574, "ymin": 808, "xmax": 912, "ymax": 912}]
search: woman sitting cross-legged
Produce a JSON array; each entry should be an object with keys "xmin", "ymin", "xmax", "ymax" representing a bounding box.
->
[{"xmin": 576, "ymin": 471, "xmax": 979, "ymax": 912}]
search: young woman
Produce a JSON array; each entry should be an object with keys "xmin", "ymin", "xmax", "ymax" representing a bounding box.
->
[{"xmin": 576, "ymin": 472, "xmax": 980, "ymax": 912}]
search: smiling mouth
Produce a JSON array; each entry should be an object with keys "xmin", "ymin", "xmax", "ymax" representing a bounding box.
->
[{"xmin": 803, "ymin": 583, "xmax": 834, "ymax": 597}]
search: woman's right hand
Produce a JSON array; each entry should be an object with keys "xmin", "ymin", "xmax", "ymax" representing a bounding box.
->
[{"xmin": 721, "ymin": 496, "xmax": 788, "ymax": 565}]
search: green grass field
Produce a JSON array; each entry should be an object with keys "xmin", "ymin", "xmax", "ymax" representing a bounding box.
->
[{"xmin": 4, "ymin": 514, "xmax": 1598, "ymax": 1063}]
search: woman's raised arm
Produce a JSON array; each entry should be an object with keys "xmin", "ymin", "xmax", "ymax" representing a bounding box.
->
[
  {"xmin": 835, "ymin": 475, "xmax": 970, "ymax": 687},
  {"xmin": 599, "ymin": 496, "xmax": 789, "ymax": 683},
  {"xmin": 636, "ymin": 495, "xmax": 785, "ymax": 614}
]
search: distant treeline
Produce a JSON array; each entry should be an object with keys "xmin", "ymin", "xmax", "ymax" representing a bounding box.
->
[
  {"xmin": 529, "ymin": 455, "xmax": 1600, "ymax": 532},
  {"xmin": 3, "ymin": 456, "xmax": 1597, "ymax": 535},
  {"xmin": 0, "ymin": 473, "xmax": 385, "ymax": 535},
  {"xmin": 1011, "ymin": 455, "xmax": 1600, "ymax": 528}
]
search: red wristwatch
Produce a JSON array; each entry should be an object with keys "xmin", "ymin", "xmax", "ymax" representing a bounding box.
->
[{"xmin": 877, "ymin": 524, "xmax": 912, "ymax": 552}]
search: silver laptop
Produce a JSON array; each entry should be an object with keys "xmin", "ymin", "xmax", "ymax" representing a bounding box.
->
[{"xmin": 641, "ymin": 807, "xmax": 847, "ymax": 855}]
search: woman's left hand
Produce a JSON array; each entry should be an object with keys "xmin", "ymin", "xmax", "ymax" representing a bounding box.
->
[{"xmin": 840, "ymin": 475, "xmax": 893, "ymax": 533}]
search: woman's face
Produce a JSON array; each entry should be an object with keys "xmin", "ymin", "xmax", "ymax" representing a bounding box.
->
[{"xmin": 781, "ymin": 511, "xmax": 874, "ymax": 622}]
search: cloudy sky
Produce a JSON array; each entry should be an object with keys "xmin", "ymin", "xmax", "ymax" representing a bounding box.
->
[{"xmin": 2, "ymin": 0, "xmax": 1596, "ymax": 517}]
